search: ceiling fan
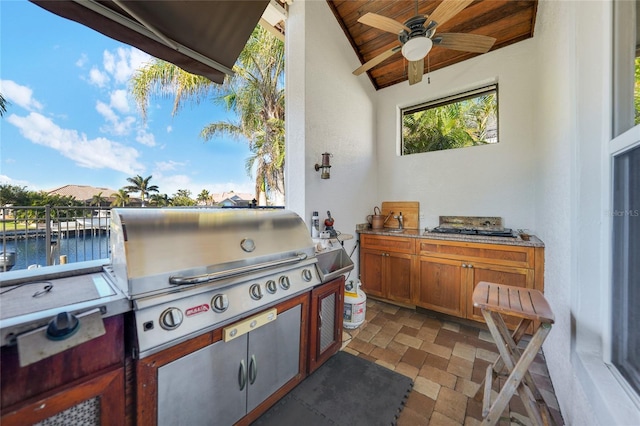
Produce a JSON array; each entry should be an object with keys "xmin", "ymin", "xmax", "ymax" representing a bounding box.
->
[{"xmin": 353, "ymin": 0, "xmax": 497, "ymax": 85}]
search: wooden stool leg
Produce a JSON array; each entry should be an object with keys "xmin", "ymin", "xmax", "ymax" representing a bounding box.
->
[
  {"xmin": 480, "ymin": 310, "xmax": 552, "ymax": 426},
  {"xmin": 492, "ymin": 314, "xmax": 556, "ymax": 426},
  {"xmin": 491, "ymin": 313, "xmax": 545, "ymax": 404},
  {"xmin": 474, "ymin": 318, "xmax": 531, "ymax": 403}
]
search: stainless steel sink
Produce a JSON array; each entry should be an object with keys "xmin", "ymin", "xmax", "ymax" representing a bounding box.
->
[{"xmin": 315, "ymin": 247, "xmax": 354, "ymax": 282}]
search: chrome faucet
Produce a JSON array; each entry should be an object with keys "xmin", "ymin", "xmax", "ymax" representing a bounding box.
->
[{"xmin": 394, "ymin": 212, "xmax": 404, "ymax": 230}]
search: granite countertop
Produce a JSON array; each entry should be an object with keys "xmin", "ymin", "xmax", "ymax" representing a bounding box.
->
[{"xmin": 356, "ymin": 226, "xmax": 544, "ymax": 248}]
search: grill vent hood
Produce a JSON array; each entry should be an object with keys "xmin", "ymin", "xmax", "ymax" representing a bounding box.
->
[{"xmin": 109, "ymin": 209, "xmax": 315, "ymax": 298}]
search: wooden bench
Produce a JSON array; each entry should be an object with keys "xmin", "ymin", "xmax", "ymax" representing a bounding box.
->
[{"xmin": 472, "ymin": 281, "xmax": 555, "ymax": 426}]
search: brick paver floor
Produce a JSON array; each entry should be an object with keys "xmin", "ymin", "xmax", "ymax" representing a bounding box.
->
[{"xmin": 342, "ymin": 299, "xmax": 564, "ymax": 426}]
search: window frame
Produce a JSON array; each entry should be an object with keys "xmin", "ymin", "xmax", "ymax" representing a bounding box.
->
[
  {"xmin": 399, "ymin": 83, "xmax": 499, "ymax": 155},
  {"xmin": 606, "ymin": 0, "xmax": 640, "ymax": 405}
]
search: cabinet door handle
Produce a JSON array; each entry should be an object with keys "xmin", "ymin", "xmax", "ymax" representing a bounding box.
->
[
  {"xmin": 239, "ymin": 359, "xmax": 247, "ymax": 391},
  {"xmin": 468, "ymin": 264, "xmax": 473, "ymax": 268},
  {"xmin": 461, "ymin": 264, "xmax": 467, "ymax": 268},
  {"xmin": 249, "ymin": 354, "xmax": 257, "ymax": 385}
]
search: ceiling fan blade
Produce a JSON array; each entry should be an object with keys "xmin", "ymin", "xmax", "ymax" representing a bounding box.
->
[
  {"xmin": 358, "ymin": 12, "xmax": 410, "ymax": 34},
  {"xmin": 433, "ymin": 33, "xmax": 497, "ymax": 53},
  {"xmin": 353, "ymin": 46, "xmax": 401, "ymax": 76},
  {"xmin": 427, "ymin": 0, "xmax": 474, "ymax": 27},
  {"xmin": 408, "ymin": 60, "xmax": 424, "ymax": 85}
]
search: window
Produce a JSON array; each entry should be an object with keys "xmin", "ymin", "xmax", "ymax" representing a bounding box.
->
[
  {"xmin": 611, "ymin": 145, "xmax": 640, "ymax": 396},
  {"xmin": 400, "ymin": 84, "xmax": 498, "ymax": 155},
  {"xmin": 611, "ymin": 0, "xmax": 640, "ymax": 400}
]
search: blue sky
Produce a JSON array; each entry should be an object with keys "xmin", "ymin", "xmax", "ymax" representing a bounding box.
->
[{"xmin": 0, "ymin": 0, "xmax": 255, "ymax": 198}]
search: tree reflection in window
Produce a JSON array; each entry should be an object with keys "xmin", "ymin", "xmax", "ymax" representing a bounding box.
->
[{"xmin": 401, "ymin": 85, "xmax": 498, "ymax": 155}]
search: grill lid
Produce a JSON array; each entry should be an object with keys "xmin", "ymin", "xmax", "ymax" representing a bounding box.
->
[{"xmin": 109, "ymin": 208, "xmax": 316, "ymax": 298}]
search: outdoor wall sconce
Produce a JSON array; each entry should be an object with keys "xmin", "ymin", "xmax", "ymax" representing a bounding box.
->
[{"xmin": 315, "ymin": 152, "xmax": 332, "ymax": 179}]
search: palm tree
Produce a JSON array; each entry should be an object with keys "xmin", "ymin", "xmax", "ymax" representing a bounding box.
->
[
  {"xmin": 90, "ymin": 192, "xmax": 106, "ymax": 207},
  {"xmin": 124, "ymin": 175, "xmax": 159, "ymax": 207},
  {"xmin": 463, "ymin": 94, "xmax": 497, "ymax": 143},
  {"xmin": 403, "ymin": 107, "xmax": 469, "ymax": 154},
  {"xmin": 111, "ymin": 189, "xmax": 130, "ymax": 207},
  {"xmin": 149, "ymin": 193, "xmax": 171, "ymax": 207},
  {"xmin": 0, "ymin": 92, "xmax": 7, "ymax": 117},
  {"xmin": 197, "ymin": 189, "xmax": 211, "ymax": 206},
  {"xmin": 130, "ymin": 26, "xmax": 285, "ymax": 205}
]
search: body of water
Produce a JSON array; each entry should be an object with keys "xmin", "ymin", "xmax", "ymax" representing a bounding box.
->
[{"xmin": 2, "ymin": 233, "xmax": 110, "ymax": 271}]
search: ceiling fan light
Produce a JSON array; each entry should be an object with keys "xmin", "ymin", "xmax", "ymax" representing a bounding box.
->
[{"xmin": 401, "ymin": 37, "xmax": 433, "ymax": 61}]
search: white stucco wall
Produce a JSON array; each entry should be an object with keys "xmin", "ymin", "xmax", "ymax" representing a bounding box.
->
[
  {"xmin": 374, "ymin": 41, "xmax": 538, "ymax": 231},
  {"xmin": 536, "ymin": 1, "xmax": 640, "ymax": 424},
  {"xmin": 532, "ymin": 1, "xmax": 595, "ymax": 424},
  {"xmin": 287, "ymin": 0, "xmax": 378, "ymax": 274}
]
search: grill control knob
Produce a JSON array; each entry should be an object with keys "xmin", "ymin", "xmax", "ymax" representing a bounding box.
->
[
  {"xmin": 159, "ymin": 308, "xmax": 183, "ymax": 330},
  {"xmin": 302, "ymin": 268, "xmax": 313, "ymax": 282},
  {"xmin": 211, "ymin": 294, "xmax": 229, "ymax": 312},
  {"xmin": 250, "ymin": 284, "xmax": 263, "ymax": 300},
  {"xmin": 279, "ymin": 276, "xmax": 291, "ymax": 290},
  {"xmin": 266, "ymin": 280, "xmax": 277, "ymax": 294}
]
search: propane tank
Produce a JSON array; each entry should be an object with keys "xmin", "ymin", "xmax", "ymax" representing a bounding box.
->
[{"xmin": 343, "ymin": 280, "xmax": 366, "ymax": 329}]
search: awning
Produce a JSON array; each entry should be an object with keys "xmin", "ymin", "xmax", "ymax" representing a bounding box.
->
[{"xmin": 29, "ymin": 0, "xmax": 271, "ymax": 84}]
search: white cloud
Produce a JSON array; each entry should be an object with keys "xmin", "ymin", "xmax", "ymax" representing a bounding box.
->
[
  {"xmin": 96, "ymin": 100, "xmax": 135, "ymax": 135},
  {"xmin": 155, "ymin": 160, "xmax": 185, "ymax": 172},
  {"xmin": 151, "ymin": 169, "xmax": 254, "ymax": 199},
  {"xmin": 110, "ymin": 89, "xmax": 130, "ymax": 113},
  {"xmin": 103, "ymin": 47, "xmax": 151, "ymax": 84},
  {"xmin": 0, "ymin": 80, "xmax": 43, "ymax": 111},
  {"xmin": 136, "ymin": 129, "xmax": 156, "ymax": 147},
  {"xmin": 76, "ymin": 53, "xmax": 89, "ymax": 68},
  {"xmin": 89, "ymin": 67, "xmax": 109, "ymax": 87},
  {"xmin": 96, "ymin": 101, "xmax": 117, "ymax": 122},
  {"xmin": 0, "ymin": 174, "xmax": 31, "ymax": 187},
  {"xmin": 166, "ymin": 126, "xmax": 173, "ymax": 133},
  {"xmin": 6, "ymin": 112, "xmax": 144, "ymax": 176}
]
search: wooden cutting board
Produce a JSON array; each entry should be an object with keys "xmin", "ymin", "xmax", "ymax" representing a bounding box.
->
[{"xmin": 381, "ymin": 201, "xmax": 420, "ymax": 229}]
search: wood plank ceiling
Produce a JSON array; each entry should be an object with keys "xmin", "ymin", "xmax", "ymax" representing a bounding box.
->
[{"xmin": 326, "ymin": 0, "xmax": 538, "ymax": 90}]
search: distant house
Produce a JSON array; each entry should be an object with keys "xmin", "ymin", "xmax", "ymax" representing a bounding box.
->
[
  {"xmin": 47, "ymin": 185, "xmax": 137, "ymax": 206},
  {"xmin": 46, "ymin": 185, "xmax": 142, "ymax": 207},
  {"xmin": 211, "ymin": 191, "xmax": 255, "ymax": 207}
]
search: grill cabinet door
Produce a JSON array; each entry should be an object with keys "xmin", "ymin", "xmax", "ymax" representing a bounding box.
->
[
  {"xmin": 309, "ymin": 277, "xmax": 345, "ymax": 373},
  {"xmin": 157, "ymin": 335, "xmax": 247, "ymax": 426},
  {"xmin": 246, "ymin": 304, "xmax": 301, "ymax": 413}
]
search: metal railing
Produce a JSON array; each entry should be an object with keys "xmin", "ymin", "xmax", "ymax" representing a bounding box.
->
[{"xmin": 1, "ymin": 206, "xmax": 112, "ymax": 272}]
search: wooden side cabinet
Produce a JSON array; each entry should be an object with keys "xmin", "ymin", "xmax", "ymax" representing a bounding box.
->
[
  {"xmin": 359, "ymin": 235, "xmax": 415, "ymax": 304},
  {"xmin": 0, "ymin": 315, "xmax": 126, "ymax": 426},
  {"xmin": 465, "ymin": 262, "xmax": 534, "ymax": 327},
  {"xmin": 415, "ymin": 238, "xmax": 543, "ymax": 327},
  {"xmin": 309, "ymin": 276, "xmax": 345, "ymax": 374},
  {"xmin": 416, "ymin": 257, "xmax": 465, "ymax": 317},
  {"xmin": 1, "ymin": 367, "xmax": 125, "ymax": 426}
]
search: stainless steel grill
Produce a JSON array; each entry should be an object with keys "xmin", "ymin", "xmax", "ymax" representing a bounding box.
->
[{"xmin": 107, "ymin": 208, "xmax": 321, "ymax": 358}]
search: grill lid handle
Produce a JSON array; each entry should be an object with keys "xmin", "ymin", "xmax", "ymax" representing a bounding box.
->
[{"xmin": 169, "ymin": 253, "xmax": 309, "ymax": 286}]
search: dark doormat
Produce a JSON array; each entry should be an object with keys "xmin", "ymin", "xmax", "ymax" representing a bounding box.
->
[{"xmin": 252, "ymin": 351, "xmax": 413, "ymax": 426}]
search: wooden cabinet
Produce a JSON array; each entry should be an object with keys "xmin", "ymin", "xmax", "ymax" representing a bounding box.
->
[
  {"xmin": 359, "ymin": 234, "xmax": 415, "ymax": 304},
  {"xmin": 416, "ymin": 257, "xmax": 465, "ymax": 317},
  {"xmin": 1, "ymin": 367, "xmax": 125, "ymax": 426},
  {"xmin": 309, "ymin": 276, "xmax": 345, "ymax": 374},
  {"xmin": 135, "ymin": 293, "xmax": 309, "ymax": 426},
  {"xmin": 0, "ymin": 315, "xmax": 127, "ymax": 426},
  {"xmin": 415, "ymin": 238, "xmax": 543, "ymax": 326},
  {"xmin": 359, "ymin": 233, "xmax": 544, "ymax": 327}
]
